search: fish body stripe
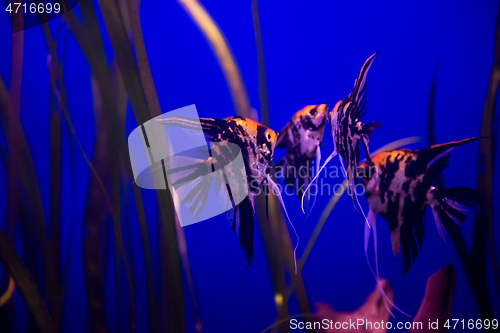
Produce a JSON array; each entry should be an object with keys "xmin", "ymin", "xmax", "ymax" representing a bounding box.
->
[{"xmin": 360, "ymin": 137, "xmax": 483, "ymax": 273}]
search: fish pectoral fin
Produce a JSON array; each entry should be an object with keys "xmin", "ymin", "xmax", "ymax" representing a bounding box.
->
[
  {"xmin": 181, "ymin": 176, "xmax": 212, "ymax": 217},
  {"xmin": 363, "ymin": 121, "xmax": 381, "ymax": 140},
  {"xmin": 360, "ymin": 121, "xmax": 380, "ymax": 164}
]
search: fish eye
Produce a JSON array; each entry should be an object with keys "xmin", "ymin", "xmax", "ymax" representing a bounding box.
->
[
  {"xmin": 309, "ymin": 108, "xmax": 317, "ymax": 116},
  {"xmin": 265, "ymin": 131, "xmax": 272, "ymax": 141}
]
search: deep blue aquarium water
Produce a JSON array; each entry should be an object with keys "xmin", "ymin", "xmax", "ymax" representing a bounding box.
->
[{"xmin": 0, "ymin": 0, "xmax": 499, "ymax": 332}]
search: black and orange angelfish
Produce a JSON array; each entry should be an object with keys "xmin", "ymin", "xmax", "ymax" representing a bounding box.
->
[
  {"xmin": 329, "ymin": 52, "xmax": 381, "ymax": 204},
  {"xmin": 156, "ymin": 115, "xmax": 278, "ymax": 269},
  {"xmin": 304, "ymin": 53, "xmax": 381, "ymax": 211},
  {"xmin": 358, "ymin": 137, "xmax": 485, "ymax": 274},
  {"xmin": 275, "ymin": 104, "xmax": 328, "ymax": 209}
]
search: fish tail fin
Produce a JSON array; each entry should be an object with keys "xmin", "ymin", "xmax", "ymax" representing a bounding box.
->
[{"xmin": 430, "ymin": 186, "xmax": 484, "ymax": 242}]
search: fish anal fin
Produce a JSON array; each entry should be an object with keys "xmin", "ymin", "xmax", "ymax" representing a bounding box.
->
[
  {"xmin": 234, "ymin": 196, "xmax": 255, "ymax": 268},
  {"xmin": 399, "ymin": 212, "xmax": 426, "ymax": 275},
  {"xmin": 390, "ymin": 225, "xmax": 401, "ymax": 256}
]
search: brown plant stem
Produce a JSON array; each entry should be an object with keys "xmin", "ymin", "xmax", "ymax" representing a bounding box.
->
[
  {"xmin": 177, "ymin": 0, "xmax": 252, "ymax": 119},
  {"xmin": 410, "ymin": 264, "xmax": 456, "ymax": 333},
  {"xmin": 255, "ymin": 194, "xmax": 290, "ymax": 333},
  {"xmin": 125, "ymin": 1, "xmax": 202, "ymax": 330},
  {"xmin": 2, "ymin": 13, "xmax": 23, "ymax": 333},
  {"xmin": 249, "ymin": 3, "xmax": 312, "ymax": 330},
  {"xmin": 175, "ymin": 215, "xmax": 202, "ymax": 333},
  {"xmin": 252, "ymin": 0, "xmax": 268, "ymax": 123},
  {"xmin": 124, "ymin": 0, "xmax": 161, "ymax": 116},
  {"xmin": 43, "ymin": 23, "xmax": 64, "ymax": 329},
  {"xmin": 471, "ymin": 0, "xmax": 500, "ymax": 320},
  {"xmin": 65, "ymin": 2, "xmax": 141, "ymax": 329},
  {"xmin": 0, "ymin": 278, "xmax": 15, "ymax": 307},
  {"xmin": 0, "ymin": 227, "xmax": 56, "ymax": 333},
  {"xmin": 425, "ymin": 68, "xmax": 493, "ymax": 318},
  {"xmin": 131, "ymin": 185, "xmax": 158, "ymax": 333},
  {"xmin": 81, "ymin": 75, "xmax": 112, "ymax": 333},
  {"xmin": 93, "ymin": 1, "xmax": 184, "ymax": 331}
]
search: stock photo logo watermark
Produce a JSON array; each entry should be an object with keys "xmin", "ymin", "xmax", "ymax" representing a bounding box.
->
[
  {"xmin": 249, "ymin": 162, "xmax": 377, "ymax": 198},
  {"xmin": 128, "ymin": 105, "xmax": 248, "ymax": 227}
]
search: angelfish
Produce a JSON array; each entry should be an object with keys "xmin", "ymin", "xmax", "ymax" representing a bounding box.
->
[
  {"xmin": 304, "ymin": 52, "xmax": 381, "ymax": 214},
  {"xmin": 275, "ymin": 104, "xmax": 328, "ymax": 213},
  {"xmin": 358, "ymin": 138, "xmax": 485, "ymax": 274},
  {"xmin": 156, "ymin": 115, "xmax": 279, "ymax": 270}
]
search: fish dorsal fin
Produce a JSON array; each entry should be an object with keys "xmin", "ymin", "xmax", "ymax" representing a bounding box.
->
[
  {"xmin": 350, "ymin": 52, "xmax": 378, "ymax": 112},
  {"xmin": 418, "ymin": 137, "xmax": 484, "ymax": 172}
]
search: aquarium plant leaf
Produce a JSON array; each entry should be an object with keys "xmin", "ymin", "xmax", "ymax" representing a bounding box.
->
[
  {"xmin": 94, "ymin": 1, "xmax": 185, "ymax": 331},
  {"xmin": 177, "ymin": 0, "xmax": 252, "ymax": 119},
  {"xmin": 0, "ymin": 15, "xmax": 55, "ymax": 331},
  {"xmin": 0, "ymin": 278, "xmax": 15, "ymax": 307},
  {"xmin": 471, "ymin": 1, "xmax": 500, "ymax": 320},
  {"xmin": 251, "ymin": 0, "xmax": 311, "ymax": 318},
  {"xmin": 131, "ymin": 184, "xmax": 158, "ymax": 332},
  {"xmin": 125, "ymin": 0, "xmax": 161, "ymax": 117},
  {"xmin": 252, "ymin": 0, "xmax": 268, "ymax": 125},
  {"xmin": 410, "ymin": 264, "xmax": 456, "ymax": 333},
  {"xmin": 125, "ymin": 1, "xmax": 202, "ymax": 330},
  {"xmin": 94, "ymin": 0, "xmax": 152, "ymax": 124},
  {"xmin": 314, "ymin": 279, "xmax": 394, "ymax": 333},
  {"xmin": 0, "ymin": 227, "xmax": 56, "ymax": 333},
  {"xmin": 47, "ymin": 41, "xmax": 63, "ymax": 332},
  {"xmin": 427, "ymin": 63, "xmax": 444, "ymax": 190}
]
